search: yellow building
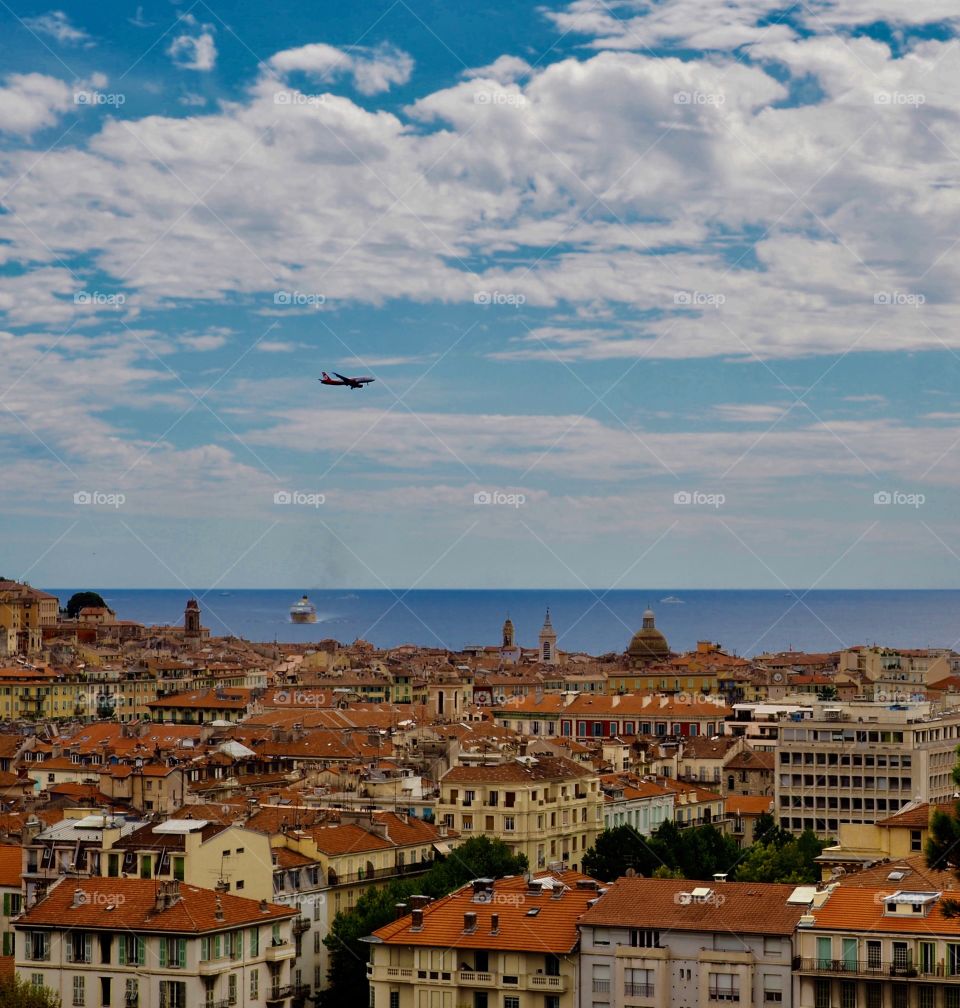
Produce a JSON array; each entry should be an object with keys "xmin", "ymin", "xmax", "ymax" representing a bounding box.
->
[
  {"xmin": 0, "ymin": 581, "xmax": 59, "ymax": 656},
  {"xmin": 368, "ymin": 871, "xmax": 600, "ymax": 1008},
  {"xmin": 438, "ymin": 755, "xmax": 603, "ymax": 872}
]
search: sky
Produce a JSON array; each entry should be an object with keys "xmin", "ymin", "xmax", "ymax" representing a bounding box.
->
[{"xmin": 1, "ymin": 0, "xmax": 960, "ymax": 590}]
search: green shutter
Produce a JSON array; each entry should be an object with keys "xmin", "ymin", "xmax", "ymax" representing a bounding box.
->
[
  {"xmin": 178, "ymin": 938, "xmax": 186, "ymax": 967},
  {"xmin": 136, "ymin": 938, "xmax": 145, "ymax": 965},
  {"xmin": 119, "ymin": 939, "xmax": 127, "ymax": 965},
  {"xmin": 159, "ymin": 940, "xmax": 167, "ymax": 967},
  {"xmin": 2, "ymin": 893, "xmax": 8, "ymax": 916},
  {"xmin": 200, "ymin": 938, "xmax": 208, "ymax": 961}
]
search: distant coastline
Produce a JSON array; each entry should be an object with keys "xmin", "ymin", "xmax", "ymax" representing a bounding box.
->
[{"xmin": 41, "ymin": 588, "xmax": 960, "ymax": 657}]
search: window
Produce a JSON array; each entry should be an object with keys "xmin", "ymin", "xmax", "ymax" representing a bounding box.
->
[
  {"xmin": 840, "ymin": 981, "xmax": 856, "ymax": 1008},
  {"xmin": 708, "ymin": 974, "xmax": 740, "ymax": 1002},
  {"xmin": 814, "ymin": 980, "xmax": 830, "ymax": 1008},
  {"xmin": 625, "ymin": 968, "xmax": 654, "ymax": 998},
  {"xmin": 592, "ymin": 965, "xmax": 611, "ymax": 995},
  {"xmin": 228, "ymin": 974, "xmax": 238, "ymax": 1006},
  {"xmin": 159, "ymin": 982, "xmax": 186, "ymax": 1008},
  {"xmin": 630, "ymin": 929, "xmax": 660, "ymax": 948},
  {"xmin": 763, "ymin": 938, "xmax": 782, "ymax": 955},
  {"xmin": 73, "ymin": 977, "xmax": 85, "ymax": 1007},
  {"xmin": 101, "ymin": 977, "xmax": 112, "ymax": 1008},
  {"xmin": 389, "ymin": 995, "xmax": 399, "ymax": 1008},
  {"xmin": 159, "ymin": 938, "xmax": 186, "ymax": 969},
  {"xmin": 26, "ymin": 932, "xmax": 49, "ymax": 961},
  {"xmin": 866, "ymin": 984, "xmax": 881, "ymax": 1008},
  {"xmin": 118, "ymin": 936, "xmax": 145, "ymax": 966},
  {"xmin": 504, "ymin": 999, "xmax": 520, "ymax": 1008},
  {"xmin": 125, "ymin": 980, "xmax": 138, "ymax": 1008},
  {"xmin": 67, "ymin": 933, "xmax": 93, "ymax": 964},
  {"xmin": 918, "ymin": 988, "xmax": 934, "ymax": 1008},
  {"xmin": 173, "ymin": 857, "xmax": 184, "ymax": 882},
  {"xmin": 593, "ymin": 928, "xmax": 610, "ymax": 946},
  {"xmin": 763, "ymin": 977, "xmax": 782, "ymax": 1003},
  {"xmin": 866, "ymin": 941, "xmax": 881, "ymax": 970},
  {"xmin": 249, "ymin": 928, "xmax": 260, "ymax": 956},
  {"xmin": 503, "ymin": 816, "xmax": 515, "ymax": 832},
  {"xmin": 892, "ymin": 986, "xmax": 908, "ymax": 1008}
]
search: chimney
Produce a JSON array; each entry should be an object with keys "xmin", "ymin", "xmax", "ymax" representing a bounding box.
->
[
  {"xmin": 490, "ymin": 913, "xmax": 499, "ymax": 934},
  {"xmin": 408, "ymin": 895, "xmax": 430, "ymax": 911},
  {"xmin": 463, "ymin": 911, "xmax": 477, "ymax": 933},
  {"xmin": 71, "ymin": 888, "xmax": 86, "ymax": 909},
  {"xmin": 411, "ymin": 908, "xmax": 424, "ymax": 930},
  {"xmin": 259, "ymin": 899, "xmax": 269, "ymax": 913},
  {"xmin": 395, "ymin": 903, "xmax": 408, "ymax": 920},
  {"xmin": 215, "ymin": 896, "xmax": 225, "ymax": 922}
]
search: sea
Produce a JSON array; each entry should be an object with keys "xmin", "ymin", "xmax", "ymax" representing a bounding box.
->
[{"xmin": 43, "ymin": 589, "xmax": 960, "ymax": 658}]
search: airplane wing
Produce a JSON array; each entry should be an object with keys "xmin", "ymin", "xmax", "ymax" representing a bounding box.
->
[{"xmin": 333, "ymin": 373, "xmax": 352, "ymax": 383}]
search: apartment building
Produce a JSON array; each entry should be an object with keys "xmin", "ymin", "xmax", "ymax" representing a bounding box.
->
[
  {"xmin": 438, "ymin": 757, "xmax": 603, "ymax": 872},
  {"xmin": 367, "ymin": 870, "xmax": 602, "ymax": 1008},
  {"xmin": 15, "ymin": 878, "xmax": 298, "ymax": 1008},
  {"xmin": 794, "ymin": 884, "xmax": 960, "ymax": 1008},
  {"xmin": 578, "ymin": 877, "xmax": 809, "ymax": 1008},
  {"xmin": 599, "ymin": 774, "xmax": 675, "ymax": 834},
  {"xmin": 0, "ymin": 581, "xmax": 59, "ymax": 656},
  {"xmin": 775, "ymin": 701, "xmax": 960, "ymax": 837}
]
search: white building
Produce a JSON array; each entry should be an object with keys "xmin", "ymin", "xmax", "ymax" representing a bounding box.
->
[
  {"xmin": 15, "ymin": 878, "xmax": 298, "ymax": 1008},
  {"xmin": 578, "ymin": 877, "xmax": 811, "ymax": 1008}
]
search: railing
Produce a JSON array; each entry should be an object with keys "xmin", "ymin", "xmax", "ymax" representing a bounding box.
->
[
  {"xmin": 625, "ymin": 984, "xmax": 655, "ymax": 998},
  {"xmin": 266, "ymin": 988, "xmax": 293, "ymax": 1002},
  {"xmin": 292, "ymin": 917, "xmax": 310, "ymax": 935},
  {"xmin": 383, "ymin": 969, "xmax": 414, "ymax": 979},
  {"xmin": 457, "ymin": 971, "xmax": 493, "ymax": 985},
  {"xmin": 593, "ymin": 980, "xmax": 611, "ymax": 993},
  {"xmin": 529, "ymin": 976, "xmax": 563, "ymax": 989},
  {"xmin": 796, "ymin": 959, "xmax": 936, "ymax": 979}
]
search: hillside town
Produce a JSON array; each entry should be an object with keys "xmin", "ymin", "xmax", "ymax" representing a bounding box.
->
[{"xmin": 2, "ymin": 580, "xmax": 960, "ymax": 1008}]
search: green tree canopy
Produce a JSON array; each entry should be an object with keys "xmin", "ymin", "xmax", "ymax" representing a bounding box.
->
[
  {"xmin": 734, "ymin": 828, "xmax": 827, "ymax": 884},
  {"xmin": 65, "ymin": 592, "xmax": 109, "ymax": 618},
  {"xmin": 0, "ymin": 976, "xmax": 61, "ymax": 1008}
]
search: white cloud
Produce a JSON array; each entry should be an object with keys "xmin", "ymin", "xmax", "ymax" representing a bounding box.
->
[
  {"xmin": 0, "ymin": 73, "xmax": 71, "ymax": 136},
  {"xmin": 269, "ymin": 41, "xmax": 414, "ymax": 95},
  {"xmin": 22, "ymin": 10, "xmax": 90, "ymax": 45},
  {"xmin": 463, "ymin": 55, "xmax": 532, "ymax": 83},
  {"xmin": 168, "ymin": 20, "xmax": 217, "ymax": 72}
]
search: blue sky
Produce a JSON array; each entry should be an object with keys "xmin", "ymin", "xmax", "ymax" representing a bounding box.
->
[{"xmin": 2, "ymin": 0, "xmax": 960, "ymax": 591}]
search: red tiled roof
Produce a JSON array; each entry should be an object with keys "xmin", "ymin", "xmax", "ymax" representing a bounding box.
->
[{"xmin": 16, "ymin": 878, "xmax": 294, "ymax": 932}]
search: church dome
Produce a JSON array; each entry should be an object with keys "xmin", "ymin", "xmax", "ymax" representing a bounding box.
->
[{"xmin": 627, "ymin": 608, "xmax": 670, "ymax": 665}]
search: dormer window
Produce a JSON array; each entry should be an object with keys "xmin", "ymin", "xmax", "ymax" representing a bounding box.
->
[{"xmin": 883, "ymin": 891, "xmax": 940, "ymax": 917}]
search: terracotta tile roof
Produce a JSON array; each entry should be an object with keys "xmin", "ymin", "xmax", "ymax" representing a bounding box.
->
[
  {"xmin": 725, "ymin": 796, "xmax": 774, "ymax": 815},
  {"xmin": 579, "ymin": 877, "xmax": 806, "ymax": 934},
  {"xmin": 835, "ymin": 855, "xmax": 958, "ymax": 892},
  {"xmin": 443, "ymin": 756, "xmax": 593, "ymax": 784},
  {"xmin": 373, "ymin": 870, "xmax": 599, "ymax": 952},
  {"xmin": 0, "ymin": 845, "xmax": 21, "ymax": 888},
  {"xmin": 876, "ymin": 801, "xmax": 931, "ymax": 829},
  {"xmin": 16, "ymin": 878, "xmax": 295, "ymax": 932},
  {"xmin": 811, "ymin": 884, "xmax": 960, "ymax": 933},
  {"xmin": 149, "ymin": 689, "xmax": 251, "ymax": 709},
  {"xmin": 724, "ymin": 749, "xmax": 775, "ymax": 771},
  {"xmin": 272, "ymin": 847, "xmax": 318, "ymax": 868}
]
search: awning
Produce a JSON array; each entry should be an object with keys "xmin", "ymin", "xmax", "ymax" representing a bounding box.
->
[{"xmin": 433, "ymin": 841, "xmax": 453, "ymax": 855}]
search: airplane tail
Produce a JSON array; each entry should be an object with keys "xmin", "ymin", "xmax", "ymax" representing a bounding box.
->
[{"xmin": 321, "ymin": 371, "xmax": 330, "ymax": 380}]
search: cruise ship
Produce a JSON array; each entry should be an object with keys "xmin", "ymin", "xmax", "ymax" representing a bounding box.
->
[{"xmin": 290, "ymin": 595, "xmax": 317, "ymax": 623}]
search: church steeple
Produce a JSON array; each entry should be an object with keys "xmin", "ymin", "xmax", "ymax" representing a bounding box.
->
[
  {"xmin": 539, "ymin": 608, "xmax": 557, "ymax": 665},
  {"xmin": 502, "ymin": 616, "xmax": 514, "ymax": 649}
]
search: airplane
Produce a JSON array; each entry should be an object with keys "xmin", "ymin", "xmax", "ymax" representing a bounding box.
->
[{"xmin": 318, "ymin": 371, "xmax": 376, "ymax": 389}]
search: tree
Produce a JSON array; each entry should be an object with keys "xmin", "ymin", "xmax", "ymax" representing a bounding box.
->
[
  {"xmin": 582, "ymin": 825, "xmax": 661, "ymax": 881},
  {"xmin": 65, "ymin": 592, "xmax": 108, "ymax": 619},
  {"xmin": 735, "ymin": 828, "xmax": 827, "ymax": 884},
  {"xmin": 0, "ymin": 976, "xmax": 61, "ymax": 1008},
  {"xmin": 419, "ymin": 835, "xmax": 527, "ymax": 897}
]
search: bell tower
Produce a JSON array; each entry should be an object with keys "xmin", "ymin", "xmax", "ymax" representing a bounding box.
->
[
  {"xmin": 538, "ymin": 608, "xmax": 557, "ymax": 665},
  {"xmin": 184, "ymin": 598, "xmax": 202, "ymax": 638}
]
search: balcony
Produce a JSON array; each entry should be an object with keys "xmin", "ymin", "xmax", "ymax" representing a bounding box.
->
[
  {"xmin": 795, "ymin": 959, "xmax": 942, "ymax": 980},
  {"xmin": 457, "ymin": 972, "xmax": 495, "ymax": 987},
  {"xmin": 292, "ymin": 916, "xmax": 310, "ymax": 935},
  {"xmin": 265, "ymin": 941, "xmax": 295, "ymax": 963},
  {"xmin": 527, "ymin": 975, "xmax": 566, "ymax": 992},
  {"xmin": 625, "ymin": 984, "xmax": 655, "ymax": 998},
  {"xmin": 266, "ymin": 988, "xmax": 293, "ymax": 1004}
]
